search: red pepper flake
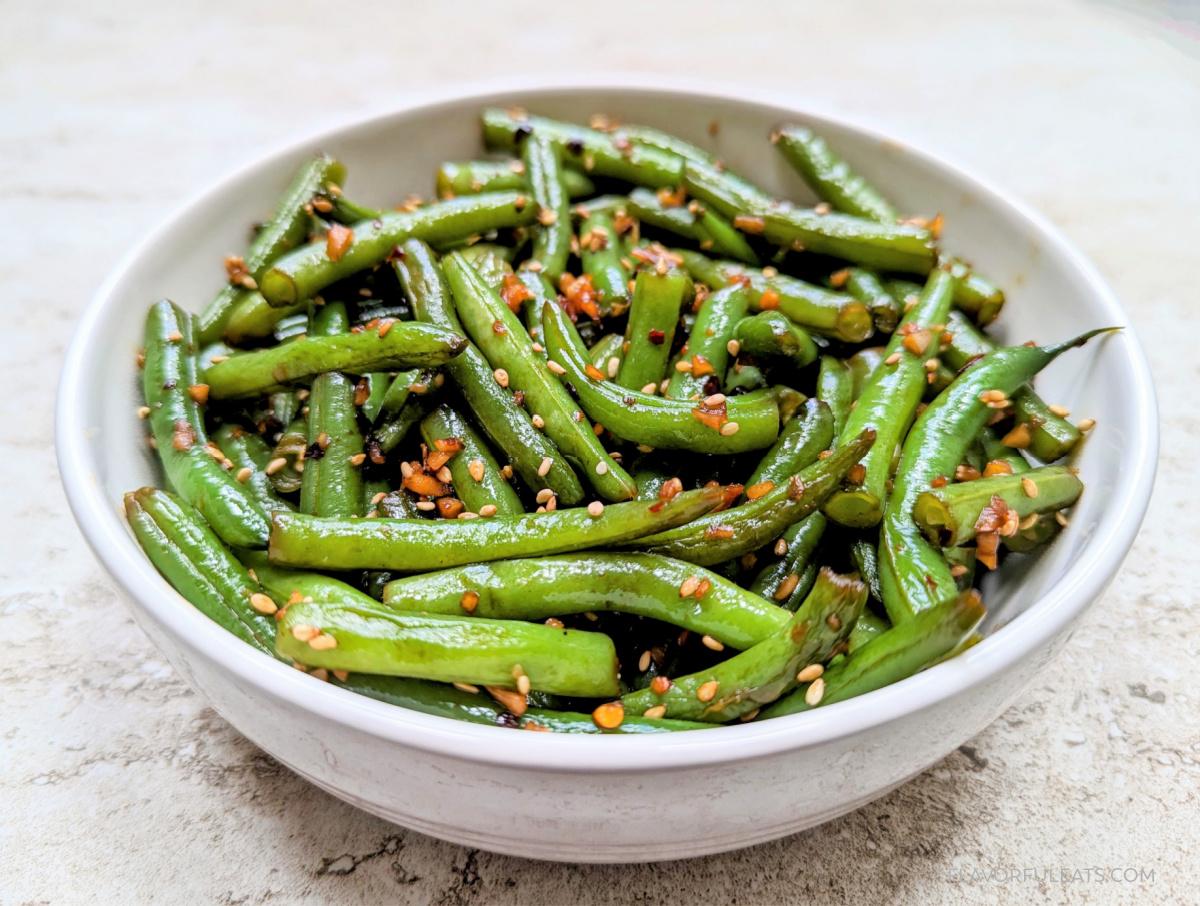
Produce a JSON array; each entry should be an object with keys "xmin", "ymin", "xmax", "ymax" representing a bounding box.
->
[
  {"xmin": 718, "ymin": 484, "xmax": 743, "ymax": 511},
  {"xmin": 955, "ymin": 464, "xmax": 982, "ymax": 482},
  {"xmin": 733, "ymin": 214, "xmax": 765, "ymax": 234},
  {"xmin": 377, "ymin": 318, "xmax": 395, "ymax": 338},
  {"xmin": 650, "ymin": 675, "xmax": 672, "ymax": 695},
  {"xmin": 630, "ymin": 243, "xmax": 683, "ymax": 271},
  {"xmin": 846, "ymin": 463, "xmax": 866, "ymax": 485},
  {"xmin": 976, "ymin": 531, "xmax": 1000, "ymax": 570},
  {"xmin": 432, "ymin": 437, "xmax": 465, "ymax": 454},
  {"xmin": 585, "ymin": 363, "xmax": 606, "ymax": 381},
  {"xmin": 705, "ymin": 524, "xmax": 735, "ymax": 540},
  {"xmin": 927, "ymin": 213, "xmax": 944, "ymax": 240},
  {"xmin": 187, "ymin": 384, "xmax": 210, "ymax": 405},
  {"xmin": 690, "ymin": 355, "xmax": 715, "ymax": 377},
  {"xmin": 930, "ymin": 475, "xmax": 948, "ymax": 489},
  {"xmin": 830, "ymin": 269, "xmax": 851, "ymax": 289},
  {"xmin": 224, "ymin": 255, "xmax": 251, "ymax": 286},
  {"xmin": 492, "ymin": 319, "xmax": 507, "ymax": 335},
  {"xmin": 647, "ymin": 329, "xmax": 666, "ymax": 345},
  {"xmin": 561, "ymin": 272, "xmax": 601, "ymax": 321},
  {"xmin": 983, "ymin": 459, "xmax": 1013, "ymax": 477},
  {"xmin": 745, "ymin": 481, "xmax": 774, "ymax": 500},
  {"xmin": 403, "ymin": 472, "xmax": 451, "ymax": 498},
  {"xmin": 759, "ymin": 289, "xmax": 780, "ymax": 311},
  {"xmin": 460, "ymin": 591, "xmax": 479, "ymax": 613},
  {"xmin": 613, "ymin": 211, "xmax": 636, "ymax": 236},
  {"xmin": 656, "ymin": 186, "xmax": 687, "ymax": 208},
  {"xmin": 500, "ymin": 273, "xmax": 534, "ymax": 314},
  {"xmin": 326, "ymin": 223, "xmax": 354, "ymax": 262},
  {"xmin": 435, "ymin": 497, "xmax": 465, "ymax": 519},
  {"xmin": 725, "ymin": 269, "xmax": 752, "ymax": 289},
  {"xmin": 172, "ymin": 419, "xmax": 196, "ymax": 451},
  {"xmin": 901, "ymin": 329, "xmax": 932, "ymax": 355},
  {"xmin": 787, "ymin": 476, "xmax": 806, "ymax": 501},
  {"xmin": 648, "ymin": 501, "xmax": 665, "ymax": 514},
  {"xmin": 426, "ymin": 449, "xmax": 454, "ymax": 471},
  {"xmin": 658, "ymin": 477, "xmax": 683, "ymax": 501}
]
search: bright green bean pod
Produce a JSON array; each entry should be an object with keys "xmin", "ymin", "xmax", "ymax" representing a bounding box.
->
[
  {"xmin": 847, "ymin": 347, "xmax": 886, "ymax": 399},
  {"xmin": 732, "ymin": 311, "xmax": 819, "ymax": 368},
  {"xmin": 666, "ymin": 285, "xmax": 749, "ymax": 399},
  {"xmin": 436, "ymin": 159, "xmax": 595, "ymax": 199},
  {"xmin": 382, "ymin": 554, "xmax": 790, "ymax": 650},
  {"xmin": 125, "ymin": 488, "xmax": 274, "ymax": 653},
  {"xmin": 850, "ymin": 535, "xmax": 883, "ymax": 602},
  {"xmin": 771, "ymin": 124, "xmax": 899, "ymax": 223},
  {"xmin": 626, "ymin": 188, "xmax": 757, "ymax": 264},
  {"xmin": 879, "ymin": 328, "xmax": 1116, "ymax": 623},
  {"xmin": 480, "ymin": 109, "xmax": 683, "ymax": 188},
  {"xmin": 617, "ymin": 269, "xmax": 691, "ymax": 391},
  {"xmin": 268, "ymin": 483, "xmax": 724, "ymax": 573},
  {"xmin": 578, "ymin": 207, "xmax": 632, "ymax": 315},
  {"xmin": 816, "ymin": 356, "xmax": 854, "ymax": 438},
  {"xmin": 760, "ymin": 591, "xmax": 984, "ymax": 718},
  {"xmin": 197, "ymin": 155, "xmax": 345, "ymax": 344},
  {"xmin": 748, "ymin": 512, "xmax": 828, "ymax": 604},
  {"xmin": 674, "ymin": 250, "xmax": 872, "ymax": 343},
  {"xmin": 942, "ymin": 311, "xmax": 1083, "ymax": 462},
  {"xmin": 541, "ymin": 300, "xmax": 786, "ymax": 454},
  {"xmin": 359, "ymin": 368, "xmax": 429, "ymax": 426},
  {"xmin": 978, "ymin": 425, "xmax": 1031, "ymax": 475},
  {"xmin": 624, "ymin": 428, "xmax": 874, "ymax": 566},
  {"xmin": 683, "ymin": 162, "xmax": 936, "ymax": 274},
  {"xmin": 371, "ymin": 396, "xmax": 429, "ymax": 454},
  {"xmin": 277, "ymin": 600, "xmax": 619, "ymax": 697},
  {"xmin": 824, "ymin": 267, "xmax": 958, "ymax": 529},
  {"xmin": 443, "ymin": 251, "xmax": 636, "ymax": 500},
  {"xmin": 142, "ymin": 300, "xmax": 270, "ymax": 547},
  {"xmin": 522, "ymin": 134, "xmax": 571, "ymax": 280},
  {"xmin": 847, "ymin": 609, "xmax": 890, "ymax": 654},
  {"xmin": 420, "ymin": 405, "xmax": 524, "ymax": 516},
  {"xmin": 840, "ymin": 268, "xmax": 900, "ymax": 334},
  {"xmin": 947, "ymin": 260, "xmax": 1006, "ymax": 326},
  {"xmin": 913, "ymin": 465, "xmax": 1082, "ymax": 547},
  {"xmin": 394, "ymin": 241, "xmax": 585, "ymax": 503},
  {"xmin": 300, "ymin": 373, "xmax": 363, "ymax": 518},
  {"xmin": 203, "ymin": 323, "xmax": 466, "ymax": 399},
  {"xmin": 621, "ymin": 568, "xmax": 865, "ymax": 722},
  {"xmin": 211, "ymin": 425, "xmax": 293, "ymax": 512},
  {"xmin": 260, "ymin": 192, "xmax": 539, "ymax": 306},
  {"xmin": 743, "ymin": 399, "xmax": 835, "ymax": 499}
]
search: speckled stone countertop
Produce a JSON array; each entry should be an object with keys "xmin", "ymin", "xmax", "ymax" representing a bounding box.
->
[{"xmin": 3, "ymin": 1, "xmax": 1197, "ymax": 902}]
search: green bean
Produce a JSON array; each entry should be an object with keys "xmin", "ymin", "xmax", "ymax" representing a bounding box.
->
[
  {"xmin": 371, "ymin": 395, "xmax": 429, "ymax": 454},
  {"xmin": 978, "ymin": 425, "xmax": 1031, "ymax": 475},
  {"xmin": 522, "ymin": 134, "xmax": 572, "ymax": 280},
  {"xmin": 945, "ymin": 545, "xmax": 976, "ymax": 592},
  {"xmin": 268, "ymin": 483, "xmax": 725, "ymax": 572},
  {"xmin": 381, "ymin": 554, "xmax": 790, "ymax": 650},
  {"xmin": 512, "ymin": 265, "xmax": 560, "ymax": 344},
  {"xmin": 211, "ymin": 425, "xmax": 293, "ymax": 512},
  {"xmin": 674, "ymin": 250, "xmax": 872, "ymax": 343},
  {"xmin": 588, "ymin": 333, "xmax": 625, "ymax": 378},
  {"xmin": 732, "ymin": 311, "xmax": 819, "ymax": 368},
  {"xmin": 142, "ymin": 300, "xmax": 270, "ymax": 547},
  {"xmin": 577, "ymin": 206, "xmax": 632, "ymax": 316},
  {"xmin": 743, "ymin": 399, "xmax": 835, "ymax": 499},
  {"xmin": 879, "ymin": 328, "xmax": 1116, "ymax": 623},
  {"xmin": 541, "ymin": 300, "xmax": 787, "ymax": 454},
  {"xmin": 771, "ymin": 124, "xmax": 900, "ymax": 224},
  {"xmin": 913, "ymin": 465, "xmax": 1082, "ymax": 547},
  {"xmin": 847, "ymin": 347, "xmax": 886, "ymax": 399},
  {"xmin": 666, "ymin": 285, "xmax": 749, "ymax": 399},
  {"xmin": 300, "ymin": 374, "xmax": 363, "ymax": 518},
  {"xmin": 816, "ymin": 355, "xmax": 854, "ymax": 437},
  {"xmin": 203, "ymin": 323, "xmax": 466, "ymax": 399},
  {"xmin": 420, "ymin": 405, "xmax": 524, "ymax": 516},
  {"xmin": 358, "ymin": 368, "xmax": 427, "ymax": 426},
  {"xmin": 633, "ymin": 465, "xmax": 670, "ymax": 500},
  {"xmin": 942, "ymin": 311, "xmax": 1083, "ymax": 462},
  {"xmin": 749, "ymin": 512, "xmax": 827, "ymax": 604},
  {"xmin": 394, "ymin": 241, "xmax": 585, "ymax": 503},
  {"xmin": 277, "ymin": 600, "xmax": 619, "ymax": 697},
  {"xmin": 311, "ymin": 298, "xmax": 349, "ymax": 335},
  {"xmin": 624, "ymin": 428, "xmax": 875, "ymax": 566},
  {"xmin": 197, "ymin": 154, "xmax": 345, "ymax": 344},
  {"xmin": 443, "ymin": 251, "xmax": 636, "ymax": 500},
  {"xmin": 947, "ymin": 260, "xmax": 1006, "ymax": 326},
  {"xmin": 436, "ymin": 159, "xmax": 595, "ymax": 199},
  {"xmin": 617, "ymin": 123, "xmax": 715, "ymax": 164},
  {"xmin": 617, "ymin": 269, "xmax": 691, "ymax": 391},
  {"xmin": 376, "ymin": 489, "xmax": 422, "ymax": 519},
  {"xmin": 1003, "ymin": 514, "xmax": 1063, "ymax": 553},
  {"xmin": 626, "ymin": 188, "xmax": 758, "ymax": 264},
  {"xmin": 621, "ymin": 567, "xmax": 865, "ymax": 722},
  {"xmin": 220, "ymin": 294, "xmax": 304, "ymax": 345},
  {"xmin": 847, "ymin": 609, "xmax": 890, "ymax": 654},
  {"xmin": 725, "ymin": 359, "xmax": 768, "ymax": 393},
  {"xmin": 824, "ymin": 267, "xmax": 958, "ymax": 529},
  {"xmin": 260, "ymin": 192, "xmax": 539, "ymax": 306},
  {"xmin": 267, "ymin": 417, "xmax": 307, "ymax": 494},
  {"xmin": 850, "ymin": 535, "xmax": 882, "ymax": 602},
  {"xmin": 125, "ymin": 487, "xmax": 274, "ymax": 654},
  {"xmin": 683, "ymin": 162, "xmax": 936, "ymax": 274},
  {"xmin": 480, "ymin": 108, "xmax": 683, "ymax": 188},
  {"xmin": 840, "ymin": 268, "xmax": 900, "ymax": 333},
  {"xmin": 759, "ymin": 590, "xmax": 984, "ymax": 718}
]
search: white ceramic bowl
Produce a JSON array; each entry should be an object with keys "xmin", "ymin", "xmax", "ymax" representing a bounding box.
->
[{"xmin": 57, "ymin": 77, "xmax": 1157, "ymax": 862}]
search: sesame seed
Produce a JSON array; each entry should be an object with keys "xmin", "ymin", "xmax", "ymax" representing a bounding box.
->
[
  {"xmin": 697, "ymin": 680, "xmax": 719, "ymax": 703},
  {"xmin": 796, "ymin": 663, "xmax": 824, "ymax": 683},
  {"xmin": 538, "ymin": 457, "xmax": 553, "ymax": 477},
  {"xmin": 679, "ymin": 576, "xmax": 701, "ymax": 597},
  {"xmin": 1022, "ymin": 477, "xmax": 1039, "ymax": 498},
  {"xmin": 701, "ymin": 634, "xmax": 724, "ymax": 652},
  {"xmin": 531, "ymin": 414, "xmax": 545, "ymax": 429},
  {"xmin": 674, "ymin": 359, "xmax": 693, "ymax": 373},
  {"xmin": 493, "ymin": 368, "xmax": 509, "ymax": 388},
  {"xmin": 595, "ymin": 461, "xmax": 608, "ymax": 475},
  {"xmin": 235, "ymin": 466, "xmax": 252, "ymax": 483},
  {"xmin": 468, "ymin": 459, "xmax": 485, "ymax": 482},
  {"xmin": 885, "ymin": 352, "xmax": 902, "ymax": 366},
  {"xmin": 606, "ymin": 357, "xmax": 620, "ymax": 378},
  {"xmin": 136, "ymin": 406, "xmax": 151, "ymax": 419},
  {"xmin": 804, "ymin": 677, "xmax": 825, "ymax": 706},
  {"xmin": 265, "ymin": 457, "xmax": 288, "ymax": 475},
  {"xmin": 587, "ymin": 501, "xmax": 605, "ymax": 517},
  {"xmin": 308, "ymin": 668, "xmax": 328, "ymax": 682},
  {"xmin": 436, "ymin": 465, "xmax": 453, "ymax": 483},
  {"xmin": 291, "ymin": 624, "xmax": 320, "ymax": 642},
  {"xmin": 400, "ymin": 461, "xmax": 414, "ymax": 479},
  {"xmin": 641, "ymin": 382, "xmax": 657, "ymax": 395},
  {"xmin": 774, "ymin": 574, "xmax": 799, "ymax": 601},
  {"xmin": 1055, "ymin": 511, "xmax": 1070, "ymax": 527},
  {"xmin": 209, "ymin": 355, "xmax": 229, "ymax": 364},
  {"xmin": 457, "ymin": 511, "xmax": 479, "ymax": 520},
  {"xmin": 499, "ymin": 464, "xmax": 513, "ymax": 480},
  {"xmin": 415, "ymin": 500, "xmax": 436, "ymax": 511},
  {"xmin": 643, "ymin": 705, "xmax": 667, "ymax": 720},
  {"xmin": 1077, "ymin": 418, "xmax": 1095, "ymax": 432},
  {"xmin": 453, "ymin": 682, "xmax": 480, "ymax": 694},
  {"xmin": 546, "ymin": 360, "xmax": 567, "ymax": 375},
  {"xmin": 479, "ymin": 504, "xmax": 498, "ymax": 517},
  {"xmin": 726, "ymin": 339, "xmax": 740, "ymax": 357},
  {"xmin": 949, "ymin": 564, "xmax": 969, "ymax": 577},
  {"xmin": 535, "ymin": 489, "xmax": 555, "ymax": 504},
  {"xmin": 249, "ymin": 593, "xmax": 277, "ymax": 614},
  {"xmin": 309, "ymin": 633, "xmax": 337, "ymax": 651},
  {"xmin": 739, "ymin": 709, "xmax": 760, "ymax": 723},
  {"xmin": 924, "ymin": 358, "xmax": 938, "ymax": 371},
  {"xmin": 638, "ymin": 650, "xmax": 652, "ymax": 672},
  {"xmin": 1048, "ymin": 404, "xmax": 1070, "ymax": 417},
  {"xmin": 166, "ymin": 331, "xmax": 183, "ymax": 342},
  {"xmin": 592, "ymin": 701, "xmax": 625, "ymax": 729},
  {"xmin": 332, "ymin": 670, "xmax": 349, "ymax": 682},
  {"xmin": 584, "ymin": 611, "xmax": 599, "ymax": 621},
  {"xmin": 719, "ymin": 422, "xmax": 740, "ymax": 436},
  {"xmin": 349, "ymin": 453, "xmax": 366, "ymax": 466},
  {"xmin": 774, "ymin": 538, "xmax": 788, "ymax": 556},
  {"xmin": 1019, "ymin": 512, "xmax": 1040, "ymax": 530}
]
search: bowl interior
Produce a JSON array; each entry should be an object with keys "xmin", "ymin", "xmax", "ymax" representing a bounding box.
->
[{"xmin": 58, "ymin": 82, "xmax": 1156, "ymax": 763}]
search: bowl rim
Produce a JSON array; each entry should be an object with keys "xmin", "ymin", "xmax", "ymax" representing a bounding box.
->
[{"xmin": 56, "ymin": 73, "xmax": 1158, "ymax": 774}]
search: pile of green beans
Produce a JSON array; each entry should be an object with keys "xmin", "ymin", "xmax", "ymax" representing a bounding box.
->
[{"xmin": 127, "ymin": 109, "xmax": 1108, "ymax": 734}]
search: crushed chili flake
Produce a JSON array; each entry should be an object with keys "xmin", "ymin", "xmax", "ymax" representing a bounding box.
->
[
  {"xmin": 759, "ymin": 289, "xmax": 780, "ymax": 311},
  {"xmin": 403, "ymin": 472, "xmax": 451, "ymax": 498},
  {"xmin": 733, "ymin": 214, "xmax": 765, "ymax": 234},
  {"xmin": 976, "ymin": 531, "xmax": 1000, "ymax": 570},
  {"xmin": 584, "ymin": 363, "xmax": 606, "ymax": 381},
  {"xmin": 690, "ymin": 355, "xmax": 715, "ymax": 377},
  {"xmin": 983, "ymin": 459, "xmax": 1013, "ymax": 477},
  {"xmin": 326, "ymin": 223, "xmax": 354, "ymax": 262},
  {"xmin": 745, "ymin": 481, "xmax": 774, "ymax": 501},
  {"xmin": 435, "ymin": 497, "xmax": 465, "ymax": 519},
  {"xmin": 561, "ymin": 272, "xmax": 601, "ymax": 321},
  {"xmin": 658, "ymin": 477, "xmax": 683, "ymax": 501},
  {"xmin": 172, "ymin": 420, "xmax": 196, "ymax": 451},
  {"xmin": 656, "ymin": 186, "xmax": 687, "ymax": 208},
  {"xmin": 692, "ymin": 399, "xmax": 728, "ymax": 431},
  {"xmin": 955, "ymin": 464, "xmax": 982, "ymax": 482},
  {"xmin": 705, "ymin": 524, "xmax": 735, "ymax": 540},
  {"xmin": 930, "ymin": 475, "xmax": 948, "ymax": 488},
  {"xmin": 500, "ymin": 273, "xmax": 534, "ymax": 313},
  {"xmin": 846, "ymin": 463, "xmax": 866, "ymax": 485},
  {"xmin": 432, "ymin": 437, "xmax": 464, "ymax": 454},
  {"xmin": 829, "ymin": 269, "xmax": 851, "ymax": 289},
  {"xmin": 787, "ymin": 476, "xmax": 806, "ymax": 501}
]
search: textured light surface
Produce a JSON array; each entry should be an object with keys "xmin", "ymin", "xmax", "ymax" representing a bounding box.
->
[{"xmin": 4, "ymin": 0, "xmax": 1198, "ymax": 901}]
